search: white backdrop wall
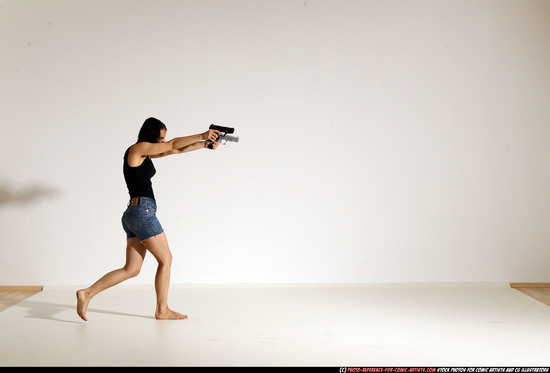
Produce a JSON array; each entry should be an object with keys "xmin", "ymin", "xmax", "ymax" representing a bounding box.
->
[{"xmin": 1, "ymin": 0, "xmax": 549, "ymax": 286}]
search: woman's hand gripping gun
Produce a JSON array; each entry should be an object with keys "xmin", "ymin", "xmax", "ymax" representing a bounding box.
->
[{"xmin": 207, "ymin": 124, "xmax": 239, "ymax": 149}]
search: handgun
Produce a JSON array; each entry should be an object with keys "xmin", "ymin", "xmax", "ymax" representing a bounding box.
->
[{"xmin": 207, "ymin": 124, "xmax": 239, "ymax": 149}]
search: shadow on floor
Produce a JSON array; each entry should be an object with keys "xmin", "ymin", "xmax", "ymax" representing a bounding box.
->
[{"xmin": 14, "ymin": 299, "xmax": 154, "ymax": 323}]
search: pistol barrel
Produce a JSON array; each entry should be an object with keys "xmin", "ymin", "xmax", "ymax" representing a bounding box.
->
[
  {"xmin": 210, "ymin": 124, "xmax": 234, "ymax": 134},
  {"xmin": 222, "ymin": 134, "xmax": 239, "ymax": 143}
]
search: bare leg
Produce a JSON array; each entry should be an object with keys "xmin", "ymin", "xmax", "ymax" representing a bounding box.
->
[
  {"xmin": 76, "ymin": 238, "xmax": 146, "ymax": 321},
  {"xmin": 140, "ymin": 232, "xmax": 187, "ymax": 320}
]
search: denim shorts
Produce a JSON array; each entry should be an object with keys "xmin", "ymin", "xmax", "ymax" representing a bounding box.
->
[{"xmin": 121, "ymin": 197, "xmax": 164, "ymax": 241}]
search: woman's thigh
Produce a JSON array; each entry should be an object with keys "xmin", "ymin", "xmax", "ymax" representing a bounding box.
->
[
  {"xmin": 125, "ymin": 237, "xmax": 147, "ymax": 273},
  {"xmin": 140, "ymin": 232, "xmax": 172, "ymax": 265}
]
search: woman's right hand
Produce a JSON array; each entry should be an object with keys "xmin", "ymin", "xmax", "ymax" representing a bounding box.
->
[{"xmin": 202, "ymin": 129, "xmax": 221, "ymax": 142}]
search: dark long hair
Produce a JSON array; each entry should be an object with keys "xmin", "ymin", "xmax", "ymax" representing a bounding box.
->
[{"xmin": 137, "ymin": 117, "xmax": 167, "ymax": 143}]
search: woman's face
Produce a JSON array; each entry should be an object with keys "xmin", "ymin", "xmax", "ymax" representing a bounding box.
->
[{"xmin": 159, "ymin": 129, "xmax": 167, "ymax": 143}]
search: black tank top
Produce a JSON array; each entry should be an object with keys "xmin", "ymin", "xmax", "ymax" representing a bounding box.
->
[{"xmin": 123, "ymin": 146, "xmax": 156, "ymax": 200}]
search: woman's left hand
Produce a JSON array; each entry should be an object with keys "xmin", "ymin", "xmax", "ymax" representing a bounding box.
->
[{"xmin": 204, "ymin": 140, "xmax": 219, "ymax": 150}]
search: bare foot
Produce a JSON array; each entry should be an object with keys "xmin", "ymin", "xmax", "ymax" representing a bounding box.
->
[
  {"xmin": 155, "ymin": 308, "xmax": 188, "ymax": 320},
  {"xmin": 76, "ymin": 289, "xmax": 90, "ymax": 321}
]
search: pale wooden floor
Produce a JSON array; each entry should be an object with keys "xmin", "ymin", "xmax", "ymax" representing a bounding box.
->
[
  {"xmin": 0, "ymin": 288, "xmax": 42, "ymax": 312},
  {"xmin": 2, "ymin": 284, "xmax": 550, "ymax": 366},
  {"xmin": 1, "ymin": 285, "xmax": 549, "ymax": 313},
  {"xmin": 513, "ymin": 287, "xmax": 550, "ymax": 307}
]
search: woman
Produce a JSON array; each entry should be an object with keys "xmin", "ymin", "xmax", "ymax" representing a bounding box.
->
[{"xmin": 76, "ymin": 117, "xmax": 220, "ymax": 321}]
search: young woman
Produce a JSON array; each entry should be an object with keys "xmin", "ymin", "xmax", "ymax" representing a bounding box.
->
[{"xmin": 76, "ymin": 117, "xmax": 220, "ymax": 321}]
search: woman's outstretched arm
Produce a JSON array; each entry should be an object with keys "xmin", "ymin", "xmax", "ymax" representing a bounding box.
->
[
  {"xmin": 151, "ymin": 139, "xmax": 218, "ymax": 158},
  {"xmin": 132, "ymin": 129, "xmax": 220, "ymax": 159}
]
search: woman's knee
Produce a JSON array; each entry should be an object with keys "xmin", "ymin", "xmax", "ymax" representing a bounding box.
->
[
  {"xmin": 159, "ymin": 250, "xmax": 172, "ymax": 267},
  {"xmin": 124, "ymin": 265, "xmax": 141, "ymax": 278}
]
